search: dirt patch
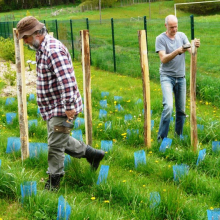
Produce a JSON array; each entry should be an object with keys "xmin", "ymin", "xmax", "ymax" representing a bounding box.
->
[{"xmin": 0, "ymin": 60, "xmax": 37, "ymax": 97}]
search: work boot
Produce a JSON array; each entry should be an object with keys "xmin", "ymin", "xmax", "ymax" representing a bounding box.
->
[
  {"xmin": 85, "ymin": 145, "xmax": 105, "ymax": 170},
  {"xmin": 44, "ymin": 174, "xmax": 62, "ymax": 191}
]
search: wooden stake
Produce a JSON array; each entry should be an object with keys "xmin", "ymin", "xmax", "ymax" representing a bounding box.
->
[
  {"xmin": 13, "ymin": 28, "xmax": 29, "ymax": 159},
  {"xmin": 138, "ymin": 30, "xmax": 151, "ymax": 148},
  {"xmin": 80, "ymin": 30, "xmax": 92, "ymax": 146},
  {"xmin": 190, "ymin": 39, "xmax": 198, "ymax": 151}
]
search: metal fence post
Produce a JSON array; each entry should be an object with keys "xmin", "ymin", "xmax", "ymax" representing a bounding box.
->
[
  {"xmin": 143, "ymin": 16, "xmax": 148, "ymax": 52},
  {"xmin": 4, "ymin": 22, "xmax": 6, "ymax": 38},
  {"xmin": 7, "ymin": 22, "xmax": 10, "ymax": 38},
  {"xmin": 70, "ymin": 19, "xmax": 74, "ymax": 60},
  {"xmin": 190, "ymin": 14, "xmax": 194, "ymax": 40},
  {"xmin": 86, "ymin": 18, "xmax": 92, "ymax": 64},
  {"xmin": 111, "ymin": 18, "xmax": 116, "ymax": 72},
  {"xmin": 55, "ymin": 19, "xmax": 59, "ymax": 39}
]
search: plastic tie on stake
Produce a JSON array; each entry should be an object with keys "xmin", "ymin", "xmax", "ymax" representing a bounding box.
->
[
  {"xmin": 6, "ymin": 137, "xmax": 21, "ymax": 153},
  {"xmin": 101, "ymin": 140, "xmax": 113, "ymax": 152},
  {"xmin": 37, "ymin": 107, "xmax": 40, "ymax": 116},
  {"xmin": 74, "ymin": 117, "xmax": 85, "ymax": 129},
  {"xmin": 99, "ymin": 109, "xmax": 107, "ymax": 119},
  {"xmin": 149, "ymin": 192, "xmax": 161, "ymax": 209},
  {"xmin": 28, "ymin": 93, "xmax": 35, "ymax": 101},
  {"xmin": 97, "ymin": 165, "xmax": 109, "ymax": 185},
  {"xmin": 212, "ymin": 141, "xmax": 220, "ymax": 153},
  {"xmin": 197, "ymin": 124, "xmax": 204, "ymax": 131},
  {"xmin": 134, "ymin": 150, "xmax": 146, "ymax": 168},
  {"xmin": 196, "ymin": 149, "xmax": 206, "ymax": 166},
  {"xmin": 6, "ymin": 112, "xmax": 17, "ymax": 124},
  {"xmin": 135, "ymin": 98, "xmax": 143, "ymax": 105},
  {"xmin": 101, "ymin": 91, "xmax": 109, "ymax": 98},
  {"xmin": 114, "ymin": 96, "xmax": 122, "ymax": 102},
  {"xmin": 197, "ymin": 116, "xmax": 202, "ymax": 122},
  {"xmin": 159, "ymin": 138, "xmax": 172, "ymax": 153},
  {"xmin": 64, "ymin": 155, "xmax": 71, "ymax": 168},
  {"xmin": 0, "ymin": 159, "xmax": 1, "ymax": 168},
  {"xmin": 72, "ymin": 129, "xmax": 83, "ymax": 141},
  {"xmin": 207, "ymin": 208, "xmax": 220, "ymax": 220},
  {"xmin": 115, "ymin": 104, "xmax": 123, "ymax": 111},
  {"xmin": 28, "ymin": 119, "xmax": 38, "ymax": 128},
  {"xmin": 5, "ymin": 97, "xmax": 15, "ymax": 105},
  {"xmin": 21, "ymin": 181, "xmax": 37, "ymax": 203},
  {"xmin": 124, "ymin": 114, "xmax": 132, "ymax": 122},
  {"xmin": 170, "ymin": 117, "xmax": 174, "ymax": 123},
  {"xmin": 81, "ymin": 103, "xmax": 84, "ymax": 114},
  {"xmin": 57, "ymin": 195, "xmax": 71, "ymax": 220},
  {"xmin": 127, "ymin": 129, "xmax": 139, "ymax": 139},
  {"xmin": 29, "ymin": 143, "xmax": 48, "ymax": 158},
  {"xmin": 105, "ymin": 121, "xmax": 112, "ymax": 130},
  {"xmin": 100, "ymin": 100, "xmax": 107, "ymax": 108},
  {"xmin": 173, "ymin": 164, "xmax": 189, "ymax": 182},
  {"xmin": 180, "ymin": 134, "xmax": 188, "ymax": 141},
  {"xmin": 211, "ymin": 121, "xmax": 218, "ymax": 126},
  {"xmin": 151, "ymin": 120, "xmax": 154, "ymax": 130}
]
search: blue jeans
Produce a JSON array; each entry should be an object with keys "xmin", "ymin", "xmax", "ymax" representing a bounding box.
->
[{"xmin": 158, "ymin": 75, "xmax": 186, "ymax": 140}]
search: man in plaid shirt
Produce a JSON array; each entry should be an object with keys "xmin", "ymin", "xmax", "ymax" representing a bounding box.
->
[{"xmin": 17, "ymin": 16, "xmax": 105, "ymax": 191}]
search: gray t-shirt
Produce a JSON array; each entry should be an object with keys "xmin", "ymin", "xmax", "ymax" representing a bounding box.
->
[{"xmin": 155, "ymin": 32, "xmax": 189, "ymax": 77}]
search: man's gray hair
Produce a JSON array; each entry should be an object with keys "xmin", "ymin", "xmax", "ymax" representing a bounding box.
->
[
  {"xmin": 34, "ymin": 26, "xmax": 47, "ymax": 36},
  {"xmin": 165, "ymin": 15, "xmax": 178, "ymax": 25}
]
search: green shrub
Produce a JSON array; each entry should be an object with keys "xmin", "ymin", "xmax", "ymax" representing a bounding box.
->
[
  {"xmin": 0, "ymin": 37, "xmax": 15, "ymax": 63},
  {"xmin": 0, "ymin": 37, "xmax": 15, "ymax": 62},
  {"xmin": 3, "ymin": 62, "xmax": 16, "ymax": 86},
  {"xmin": 174, "ymin": 0, "xmax": 220, "ymax": 15}
]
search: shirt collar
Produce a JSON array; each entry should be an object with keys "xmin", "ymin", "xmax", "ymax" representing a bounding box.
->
[{"xmin": 38, "ymin": 34, "xmax": 50, "ymax": 53}]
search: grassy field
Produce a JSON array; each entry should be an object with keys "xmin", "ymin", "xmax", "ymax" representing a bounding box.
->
[
  {"xmin": 0, "ymin": 1, "xmax": 220, "ymax": 220},
  {"xmin": 1, "ymin": 1, "xmax": 220, "ymax": 105},
  {"xmin": 0, "ymin": 59, "xmax": 220, "ymax": 219},
  {"xmin": 0, "ymin": 1, "xmax": 192, "ymax": 21}
]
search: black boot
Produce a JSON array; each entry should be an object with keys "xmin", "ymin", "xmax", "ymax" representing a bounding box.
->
[
  {"xmin": 85, "ymin": 145, "xmax": 105, "ymax": 170},
  {"xmin": 45, "ymin": 174, "xmax": 62, "ymax": 191}
]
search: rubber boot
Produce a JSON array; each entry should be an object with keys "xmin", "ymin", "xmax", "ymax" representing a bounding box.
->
[
  {"xmin": 44, "ymin": 174, "xmax": 62, "ymax": 191},
  {"xmin": 85, "ymin": 145, "xmax": 105, "ymax": 170}
]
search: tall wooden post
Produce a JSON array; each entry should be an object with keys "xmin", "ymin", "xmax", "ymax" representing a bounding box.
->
[
  {"xmin": 138, "ymin": 30, "xmax": 151, "ymax": 148},
  {"xmin": 13, "ymin": 28, "xmax": 29, "ymax": 159},
  {"xmin": 190, "ymin": 40, "xmax": 198, "ymax": 151},
  {"xmin": 80, "ymin": 30, "xmax": 92, "ymax": 146}
]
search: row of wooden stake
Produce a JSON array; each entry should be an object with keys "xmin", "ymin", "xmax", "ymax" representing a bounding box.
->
[{"xmin": 12, "ymin": 29, "xmax": 198, "ymax": 160}]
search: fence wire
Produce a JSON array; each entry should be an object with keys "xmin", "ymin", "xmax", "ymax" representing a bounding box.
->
[{"xmin": 1, "ymin": 16, "xmax": 220, "ymax": 105}]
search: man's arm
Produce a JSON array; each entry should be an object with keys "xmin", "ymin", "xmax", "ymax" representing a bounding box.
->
[{"xmin": 158, "ymin": 46, "xmax": 188, "ymax": 64}]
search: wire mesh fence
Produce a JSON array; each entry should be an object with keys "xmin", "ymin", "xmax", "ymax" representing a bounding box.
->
[{"xmin": 0, "ymin": 16, "xmax": 220, "ymax": 105}]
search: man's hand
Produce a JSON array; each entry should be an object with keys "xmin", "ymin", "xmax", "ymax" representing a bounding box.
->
[
  {"xmin": 194, "ymin": 38, "xmax": 200, "ymax": 48},
  {"xmin": 65, "ymin": 109, "xmax": 76, "ymax": 120},
  {"xmin": 177, "ymin": 46, "xmax": 188, "ymax": 55}
]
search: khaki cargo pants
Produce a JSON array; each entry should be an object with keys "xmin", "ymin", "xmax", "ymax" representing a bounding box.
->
[{"xmin": 46, "ymin": 116, "xmax": 87, "ymax": 175}]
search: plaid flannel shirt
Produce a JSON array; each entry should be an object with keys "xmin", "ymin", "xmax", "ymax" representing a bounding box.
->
[{"xmin": 36, "ymin": 34, "xmax": 83, "ymax": 121}]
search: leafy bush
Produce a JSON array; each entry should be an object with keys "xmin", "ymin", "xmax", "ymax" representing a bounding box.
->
[
  {"xmin": 3, "ymin": 62, "xmax": 16, "ymax": 86},
  {"xmin": 0, "ymin": 37, "xmax": 15, "ymax": 63},
  {"xmin": 174, "ymin": 0, "xmax": 220, "ymax": 15}
]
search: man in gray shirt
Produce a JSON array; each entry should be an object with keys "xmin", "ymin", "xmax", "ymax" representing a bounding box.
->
[{"xmin": 155, "ymin": 15, "xmax": 200, "ymax": 140}]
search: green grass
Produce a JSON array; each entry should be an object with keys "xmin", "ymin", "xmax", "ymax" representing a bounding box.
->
[
  {"xmin": 0, "ymin": 2, "xmax": 220, "ymax": 219},
  {"xmin": 0, "ymin": 59, "xmax": 220, "ymax": 219},
  {"xmin": 1, "ymin": 1, "xmax": 220, "ymax": 106}
]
